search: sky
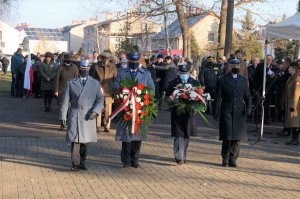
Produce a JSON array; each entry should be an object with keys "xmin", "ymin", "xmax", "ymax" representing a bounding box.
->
[{"xmin": 3, "ymin": 0, "xmax": 300, "ymax": 29}]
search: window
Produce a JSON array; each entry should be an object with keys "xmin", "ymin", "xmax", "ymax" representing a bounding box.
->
[{"xmin": 208, "ymin": 33, "xmax": 215, "ymax": 42}]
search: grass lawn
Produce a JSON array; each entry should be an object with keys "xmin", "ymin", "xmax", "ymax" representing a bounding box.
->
[{"xmin": 0, "ymin": 72, "xmax": 11, "ymax": 92}]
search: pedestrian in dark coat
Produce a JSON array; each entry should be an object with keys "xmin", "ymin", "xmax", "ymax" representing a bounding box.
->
[
  {"xmin": 165, "ymin": 63, "xmax": 200, "ymax": 165},
  {"xmin": 213, "ymin": 59, "xmax": 252, "ymax": 167},
  {"xmin": 0, "ymin": 53, "xmax": 9, "ymax": 75},
  {"xmin": 54, "ymin": 54, "xmax": 79, "ymax": 103},
  {"xmin": 11, "ymin": 48, "xmax": 23, "ymax": 97},
  {"xmin": 60, "ymin": 60, "xmax": 104, "ymax": 171},
  {"xmin": 113, "ymin": 52, "xmax": 155, "ymax": 168},
  {"xmin": 40, "ymin": 52, "xmax": 57, "ymax": 112},
  {"xmin": 164, "ymin": 56, "xmax": 178, "ymax": 89}
]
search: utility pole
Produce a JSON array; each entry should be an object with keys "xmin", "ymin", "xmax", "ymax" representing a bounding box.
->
[{"xmin": 224, "ymin": 0, "xmax": 234, "ymax": 58}]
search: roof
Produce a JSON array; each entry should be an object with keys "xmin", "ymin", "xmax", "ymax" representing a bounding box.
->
[
  {"xmin": 24, "ymin": 27, "xmax": 66, "ymax": 41},
  {"xmin": 153, "ymin": 13, "xmax": 208, "ymax": 39},
  {"xmin": 62, "ymin": 24, "xmax": 83, "ymax": 32}
]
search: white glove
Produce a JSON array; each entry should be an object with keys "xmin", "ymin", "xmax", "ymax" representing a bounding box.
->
[{"xmin": 267, "ymin": 69, "xmax": 274, "ymax": 76}]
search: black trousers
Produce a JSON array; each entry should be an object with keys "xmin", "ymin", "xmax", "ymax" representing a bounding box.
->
[
  {"xmin": 11, "ymin": 73, "xmax": 16, "ymax": 96},
  {"xmin": 221, "ymin": 140, "xmax": 240, "ymax": 163},
  {"xmin": 43, "ymin": 90, "xmax": 53, "ymax": 108},
  {"xmin": 121, "ymin": 141, "xmax": 142, "ymax": 165},
  {"xmin": 71, "ymin": 142, "xmax": 87, "ymax": 166}
]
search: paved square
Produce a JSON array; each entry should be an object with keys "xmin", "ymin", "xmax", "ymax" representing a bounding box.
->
[{"xmin": 0, "ymin": 94, "xmax": 299, "ymax": 198}]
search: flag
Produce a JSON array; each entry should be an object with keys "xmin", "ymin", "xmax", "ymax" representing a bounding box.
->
[{"xmin": 24, "ymin": 53, "xmax": 33, "ymax": 91}]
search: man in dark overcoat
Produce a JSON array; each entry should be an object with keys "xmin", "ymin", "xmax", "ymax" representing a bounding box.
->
[
  {"xmin": 213, "ymin": 59, "xmax": 252, "ymax": 167},
  {"xmin": 113, "ymin": 52, "xmax": 155, "ymax": 168},
  {"xmin": 166, "ymin": 63, "xmax": 200, "ymax": 165},
  {"xmin": 60, "ymin": 60, "xmax": 104, "ymax": 171}
]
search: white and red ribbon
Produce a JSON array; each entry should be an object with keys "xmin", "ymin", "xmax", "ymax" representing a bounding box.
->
[{"xmin": 109, "ymin": 87, "xmax": 138, "ymax": 134}]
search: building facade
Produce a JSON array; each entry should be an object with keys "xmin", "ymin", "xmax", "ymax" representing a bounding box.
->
[
  {"xmin": 22, "ymin": 28, "xmax": 67, "ymax": 54},
  {"xmin": 152, "ymin": 12, "xmax": 219, "ymax": 57},
  {"xmin": 0, "ymin": 20, "xmax": 21, "ymax": 55},
  {"xmin": 62, "ymin": 19, "xmax": 98, "ymax": 53},
  {"xmin": 84, "ymin": 13, "xmax": 162, "ymax": 54}
]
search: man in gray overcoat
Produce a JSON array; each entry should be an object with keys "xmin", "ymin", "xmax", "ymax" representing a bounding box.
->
[
  {"xmin": 113, "ymin": 52, "xmax": 155, "ymax": 168},
  {"xmin": 60, "ymin": 60, "xmax": 104, "ymax": 171}
]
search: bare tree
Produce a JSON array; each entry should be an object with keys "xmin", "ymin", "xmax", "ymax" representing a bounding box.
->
[
  {"xmin": 175, "ymin": 0, "xmax": 189, "ymax": 57},
  {"xmin": 294, "ymin": 0, "xmax": 300, "ymax": 60},
  {"xmin": 0, "ymin": 0, "xmax": 17, "ymax": 19},
  {"xmin": 217, "ymin": 0, "xmax": 228, "ymax": 58},
  {"xmin": 224, "ymin": 0, "xmax": 234, "ymax": 58}
]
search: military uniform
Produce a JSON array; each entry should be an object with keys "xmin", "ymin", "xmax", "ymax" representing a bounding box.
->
[
  {"xmin": 60, "ymin": 60, "xmax": 104, "ymax": 170},
  {"xmin": 213, "ymin": 60, "xmax": 252, "ymax": 167},
  {"xmin": 113, "ymin": 53, "xmax": 155, "ymax": 168}
]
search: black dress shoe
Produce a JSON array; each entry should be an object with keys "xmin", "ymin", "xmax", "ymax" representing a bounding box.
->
[
  {"xmin": 104, "ymin": 127, "xmax": 110, "ymax": 133},
  {"xmin": 222, "ymin": 159, "xmax": 228, "ymax": 167},
  {"xmin": 70, "ymin": 165, "xmax": 80, "ymax": 171},
  {"xmin": 79, "ymin": 165, "xmax": 87, "ymax": 170},
  {"xmin": 285, "ymin": 140, "xmax": 299, "ymax": 145},
  {"xmin": 228, "ymin": 162, "xmax": 238, "ymax": 167},
  {"xmin": 176, "ymin": 160, "xmax": 184, "ymax": 165},
  {"xmin": 123, "ymin": 163, "xmax": 131, "ymax": 168},
  {"xmin": 131, "ymin": 164, "xmax": 140, "ymax": 168}
]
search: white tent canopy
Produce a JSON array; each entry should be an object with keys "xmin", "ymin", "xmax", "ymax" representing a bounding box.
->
[{"xmin": 266, "ymin": 13, "xmax": 300, "ymax": 40}]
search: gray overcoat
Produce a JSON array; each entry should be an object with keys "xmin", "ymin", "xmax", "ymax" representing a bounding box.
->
[
  {"xmin": 60, "ymin": 76, "xmax": 104, "ymax": 143},
  {"xmin": 113, "ymin": 67, "xmax": 155, "ymax": 142}
]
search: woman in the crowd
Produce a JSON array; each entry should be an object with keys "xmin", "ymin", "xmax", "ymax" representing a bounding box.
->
[
  {"xmin": 40, "ymin": 52, "xmax": 57, "ymax": 112},
  {"xmin": 284, "ymin": 62, "xmax": 300, "ymax": 145}
]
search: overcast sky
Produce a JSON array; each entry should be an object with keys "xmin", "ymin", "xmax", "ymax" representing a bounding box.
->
[{"xmin": 4, "ymin": 0, "xmax": 300, "ymax": 29}]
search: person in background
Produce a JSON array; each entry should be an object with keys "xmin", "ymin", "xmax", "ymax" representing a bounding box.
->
[
  {"xmin": 213, "ymin": 59, "xmax": 252, "ymax": 167},
  {"xmin": 284, "ymin": 62, "xmax": 300, "ymax": 145},
  {"xmin": 164, "ymin": 56, "xmax": 178, "ymax": 89},
  {"xmin": 40, "ymin": 52, "xmax": 57, "ymax": 112},
  {"xmin": 91, "ymin": 52, "xmax": 117, "ymax": 133},
  {"xmin": 166, "ymin": 63, "xmax": 200, "ymax": 165},
  {"xmin": 53, "ymin": 53, "xmax": 60, "ymax": 68},
  {"xmin": 247, "ymin": 56, "xmax": 260, "ymax": 120},
  {"xmin": 234, "ymin": 50, "xmax": 248, "ymax": 81},
  {"xmin": 60, "ymin": 59, "xmax": 104, "ymax": 171},
  {"xmin": 0, "ymin": 52, "xmax": 10, "ymax": 75},
  {"xmin": 113, "ymin": 52, "xmax": 155, "ymax": 168},
  {"xmin": 118, "ymin": 58, "xmax": 128, "ymax": 69},
  {"xmin": 55, "ymin": 53, "xmax": 79, "ymax": 107},
  {"xmin": 11, "ymin": 48, "xmax": 23, "ymax": 97},
  {"xmin": 146, "ymin": 55, "xmax": 158, "ymax": 100},
  {"xmin": 155, "ymin": 54, "xmax": 168, "ymax": 109},
  {"xmin": 92, "ymin": 51, "xmax": 99, "ymax": 64}
]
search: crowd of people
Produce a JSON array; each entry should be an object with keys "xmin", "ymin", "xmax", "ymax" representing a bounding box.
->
[{"xmin": 7, "ymin": 47, "xmax": 300, "ymax": 170}]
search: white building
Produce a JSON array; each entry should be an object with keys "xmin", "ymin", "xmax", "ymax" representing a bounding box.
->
[
  {"xmin": 22, "ymin": 28, "xmax": 67, "ymax": 54},
  {"xmin": 62, "ymin": 19, "xmax": 98, "ymax": 53},
  {"xmin": 0, "ymin": 20, "xmax": 21, "ymax": 55},
  {"xmin": 84, "ymin": 13, "xmax": 162, "ymax": 54}
]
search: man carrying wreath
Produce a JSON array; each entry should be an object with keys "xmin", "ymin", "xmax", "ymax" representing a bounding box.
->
[
  {"xmin": 166, "ymin": 63, "xmax": 201, "ymax": 165},
  {"xmin": 113, "ymin": 52, "xmax": 155, "ymax": 168}
]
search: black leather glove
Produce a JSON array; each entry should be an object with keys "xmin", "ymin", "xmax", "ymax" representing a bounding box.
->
[
  {"xmin": 247, "ymin": 109, "xmax": 252, "ymax": 117},
  {"xmin": 290, "ymin": 108, "xmax": 295, "ymax": 112},
  {"xmin": 60, "ymin": 120, "xmax": 66, "ymax": 127},
  {"xmin": 87, "ymin": 111, "xmax": 98, "ymax": 120}
]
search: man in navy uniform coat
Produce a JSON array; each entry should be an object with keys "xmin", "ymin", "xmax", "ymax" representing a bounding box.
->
[
  {"xmin": 213, "ymin": 59, "xmax": 252, "ymax": 167},
  {"xmin": 60, "ymin": 60, "xmax": 104, "ymax": 171},
  {"xmin": 113, "ymin": 52, "xmax": 155, "ymax": 168},
  {"xmin": 166, "ymin": 62, "xmax": 200, "ymax": 165}
]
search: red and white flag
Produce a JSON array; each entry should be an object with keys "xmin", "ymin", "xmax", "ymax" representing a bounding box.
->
[{"xmin": 24, "ymin": 53, "xmax": 33, "ymax": 91}]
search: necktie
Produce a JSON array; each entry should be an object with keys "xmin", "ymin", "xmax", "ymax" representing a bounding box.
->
[
  {"xmin": 82, "ymin": 79, "xmax": 86, "ymax": 86},
  {"xmin": 131, "ymin": 71, "xmax": 137, "ymax": 78}
]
